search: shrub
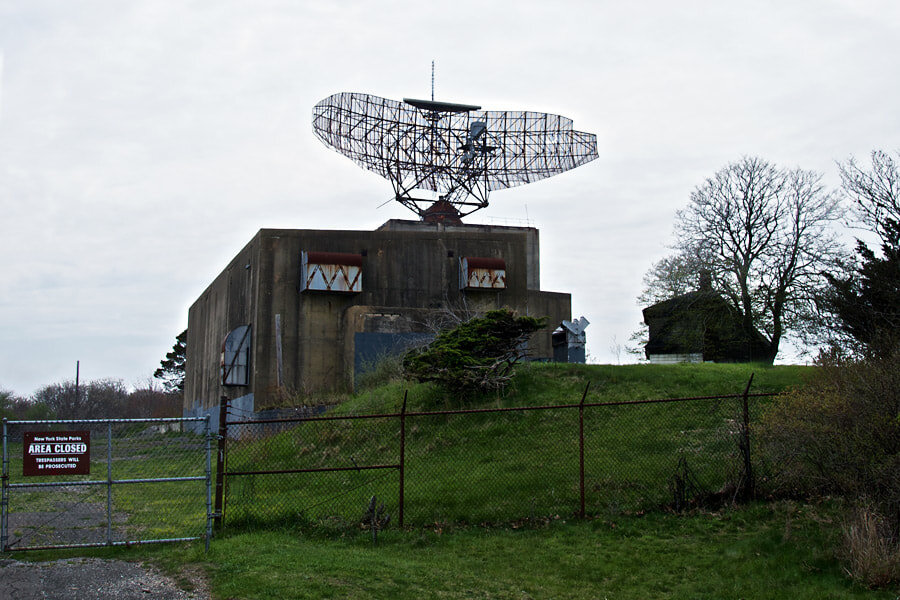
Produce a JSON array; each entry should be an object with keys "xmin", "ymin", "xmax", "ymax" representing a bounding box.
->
[
  {"xmin": 402, "ymin": 309, "xmax": 546, "ymax": 395},
  {"xmin": 759, "ymin": 351, "xmax": 900, "ymax": 585},
  {"xmin": 760, "ymin": 352, "xmax": 900, "ymax": 503}
]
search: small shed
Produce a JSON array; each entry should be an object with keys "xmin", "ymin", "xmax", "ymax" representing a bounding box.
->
[{"xmin": 642, "ymin": 285, "xmax": 773, "ymax": 364}]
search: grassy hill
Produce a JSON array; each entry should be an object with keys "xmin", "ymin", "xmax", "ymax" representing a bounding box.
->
[
  {"xmin": 338, "ymin": 360, "xmax": 810, "ymax": 412},
  {"xmin": 25, "ymin": 363, "xmax": 895, "ymax": 599},
  {"xmin": 224, "ymin": 362, "xmax": 811, "ymax": 529},
  {"xmin": 174, "ymin": 362, "xmax": 891, "ymax": 599}
]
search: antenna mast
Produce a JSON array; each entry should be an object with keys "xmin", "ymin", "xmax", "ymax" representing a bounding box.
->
[{"xmin": 431, "ymin": 60, "xmax": 434, "ymax": 101}]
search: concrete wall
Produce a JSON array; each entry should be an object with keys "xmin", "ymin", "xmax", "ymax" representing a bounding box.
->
[
  {"xmin": 184, "ymin": 220, "xmax": 570, "ymax": 413},
  {"xmin": 184, "ymin": 238, "xmax": 258, "ymax": 416}
]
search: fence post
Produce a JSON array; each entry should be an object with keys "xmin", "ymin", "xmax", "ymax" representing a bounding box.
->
[
  {"xmin": 106, "ymin": 421, "xmax": 113, "ymax": 546},
  {"xmin": 1, "ymin": 418, "xmax": 8, "ymax": 552},
  {"xmin": 398, "ymin": 390, "xmax": 407, "ymax": 528},
  {"xmin": 739, "ymin": 373, "xmax": 755, "ymax": 500},
  {"xmin": 204, "ymin": 414, "xmax": 213, "ymax": 552},
  {"xmin": 579, "ymin": 382, "xmax": 590, "ymax": 519},
  {"xmin": 214, "ymin": 396, "xmax": 229, "ymax": 530}
]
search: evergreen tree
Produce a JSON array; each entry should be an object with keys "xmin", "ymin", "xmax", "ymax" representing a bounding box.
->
[
  {"xmin": 154, "ymin": 329, "xmax": 187, "ymax": 394},
  {"xmin": 823, "ymin": 150, "xmax": 900, "ymax": 356},
  {"xmin": 822, "ymin": 221, "xmax": 900, "ymax": 357},
  {"xmin": 403, "ymin": 309, "xmax": 545, "ymax": 394}
]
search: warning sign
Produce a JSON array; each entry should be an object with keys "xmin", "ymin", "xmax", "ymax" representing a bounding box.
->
[{"xmin": 23, "ymin": 431, "xmax": 91, "ymax": 476}]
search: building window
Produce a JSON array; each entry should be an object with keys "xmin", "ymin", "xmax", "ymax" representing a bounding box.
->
[
  {"xmin": 460, "ymin": 257, "xmax": 506, "ymax": 290},
  {"xmin": 221, "ymin": 325, "xmax": 251, "ymax": 386},
  {"xmin": 300, "ymin": 251, "xmax": 363, "ymax": 293}
]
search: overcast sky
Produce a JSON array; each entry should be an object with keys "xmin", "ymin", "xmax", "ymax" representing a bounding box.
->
[{"xmin": 2, "ymin": 0, "xmax": 899, "ymax": 397}]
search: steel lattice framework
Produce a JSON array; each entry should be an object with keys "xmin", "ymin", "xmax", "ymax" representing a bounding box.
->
[{"xmin": 312, "ymin": 92, "xmax": 598, "ymax": 221}]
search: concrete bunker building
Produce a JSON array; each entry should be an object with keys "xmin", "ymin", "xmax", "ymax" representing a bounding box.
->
[
  {"xmin": 183, "ymin": 219, "xmax": 572, "ymax": 417},
  {"xmin": 184, "ymin": 91, "xmax": 598, "ymax": 419}
]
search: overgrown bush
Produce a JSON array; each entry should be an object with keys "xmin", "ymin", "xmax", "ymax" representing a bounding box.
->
[
  {"xmin": 759, "ymin": 351, "xmax": 900, "ymax": 586},
  {"xmin": 403, "ymin": 309, "xmax": 546, "ymax": 395}
]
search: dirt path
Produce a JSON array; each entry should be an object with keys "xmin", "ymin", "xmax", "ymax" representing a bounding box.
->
[{"xmin": 0, "ymin": 558, "xmax": 210, "ymax": 600}]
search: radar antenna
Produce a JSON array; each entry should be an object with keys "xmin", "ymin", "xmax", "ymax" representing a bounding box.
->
[{"xmin": 312, "ymin": 92, "xmax": 598, "ymax": 223}]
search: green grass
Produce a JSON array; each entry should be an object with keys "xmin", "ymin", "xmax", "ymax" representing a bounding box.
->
[
  {"xmin": 9, "ymin": 364, "xmax": 897, "ymax": 597},
  {"xmin": 138, "ymin": 500, "xmax": 894, "ymax": 599},
  {"xmin": 342, "ymin": 361, "xmax": 809, "ymax": 413},
  {"xmin": 223, "ymin": 362, "xmax": 809, "ymax": 528}
]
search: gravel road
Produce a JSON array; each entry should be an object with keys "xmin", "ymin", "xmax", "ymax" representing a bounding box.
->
[{"xmin": 0, "ymin": 557, "xmax": 209, "ymax": 600}]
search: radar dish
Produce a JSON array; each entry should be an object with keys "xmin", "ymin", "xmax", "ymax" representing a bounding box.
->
[{"xmin": 312, "ymin": 92, "xmax": 598, "ymax": 223}]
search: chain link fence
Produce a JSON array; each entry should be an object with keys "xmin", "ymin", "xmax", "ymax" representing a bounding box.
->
[
  {"xmin": 2, "ymin": 417, "xmax": 212, "ymax": 552},
  {"xmin": 218, "ymin": 381, "xmax": 772, "ymax": 531},
  {"xmin": 222, "ymin": 410, "xmax": 399, "ymax": 529}
]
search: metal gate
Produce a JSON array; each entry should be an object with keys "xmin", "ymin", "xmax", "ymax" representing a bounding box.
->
[{"xmin": 1, "ymin": 416, "xmax": 212, "ymax": 552}]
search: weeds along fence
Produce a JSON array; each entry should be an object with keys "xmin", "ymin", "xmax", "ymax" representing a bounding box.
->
[
  {"xmin": 2, "ymin": 417, "xmax": 212, "ymax": 552},
  {"xmin": 217, "ymin": 378, "xmax": 774, "ymax": 530}
]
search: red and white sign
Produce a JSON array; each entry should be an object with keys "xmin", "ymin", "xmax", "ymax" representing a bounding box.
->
[{"xmin": 23, "ymin": 431, "xmax": 91, "ymax": 476}]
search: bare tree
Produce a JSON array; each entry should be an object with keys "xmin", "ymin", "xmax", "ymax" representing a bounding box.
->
[
  {"xmin": 838, "ymin": 150, "xmax": 900, "ymax": 243},
  {"xmin": 418, "ymin": 295, "xmax": 481, "ymax": 335},
  {"xmin": 32, "ymin": 381, "xmax": 86, "ymax": 418},
  {"xmin": 127, "ymin": 378, "xmax": 182, "ymax": 418},
  {"xmin": 609, "ymin": 335, "xmax": 622, "ymax": 365},
  {"xmin": 642, "ymin": 157, "xmax": 845, "ymax": 360},
  {"xmin": 638, "ymin": 252, "xmax": 709, "ymax": 306},
  {"xmin": 32, "ymin": 378, "xmax": 129, "ymax": 419},
  {"xmin": 1, "ymin": 389, "xmax": 53, "ymax": 420}
]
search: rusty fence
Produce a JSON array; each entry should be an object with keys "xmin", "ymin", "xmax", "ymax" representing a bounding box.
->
[{"xmin": 216, "ymin": 378, "xmax": 774, "ymax": 530}]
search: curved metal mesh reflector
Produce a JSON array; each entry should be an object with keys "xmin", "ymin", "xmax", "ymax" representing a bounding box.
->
[{"xmin": 312, "ymin": 92, "xmax": 598, "ymax": 218}]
